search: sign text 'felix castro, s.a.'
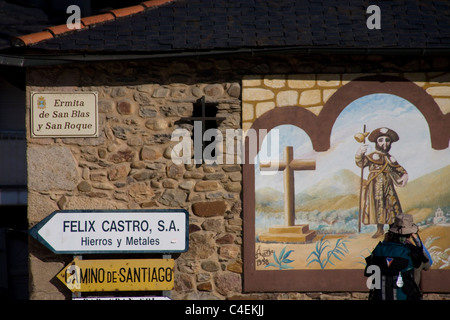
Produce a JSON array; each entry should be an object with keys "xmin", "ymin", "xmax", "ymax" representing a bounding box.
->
[
  {"xmin": 30, "ymin": 91, "xmax": 98, "ymax": 138},
  {"xmin": 29, "ymin": 210, "xmax": 189, "ymax": 254}
]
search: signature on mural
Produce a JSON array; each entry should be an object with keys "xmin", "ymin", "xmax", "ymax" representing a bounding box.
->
[{"xmin": 255, "ymin": 246, "xmax": 274, "ymax": 267}]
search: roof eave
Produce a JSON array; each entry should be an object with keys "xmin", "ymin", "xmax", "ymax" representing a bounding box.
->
[{"xmin": 2, "ymin": 46, "xmax": 450, "ymax": 67}]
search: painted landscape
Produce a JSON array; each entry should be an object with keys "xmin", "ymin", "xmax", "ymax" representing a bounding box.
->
[{"xmin": 255, "ymin": 165, "xmax": 450, "ymax": 270}]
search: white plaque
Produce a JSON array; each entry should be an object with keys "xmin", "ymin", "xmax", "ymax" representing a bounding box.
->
[{"xmin": 30, "ymin": 91, "xmax": 98, "ymax": 137}]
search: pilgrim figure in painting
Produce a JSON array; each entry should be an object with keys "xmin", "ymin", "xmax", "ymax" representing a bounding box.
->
[{"xmin": 355, "ymin": 127, "xmax": 409, "ymax": 238}]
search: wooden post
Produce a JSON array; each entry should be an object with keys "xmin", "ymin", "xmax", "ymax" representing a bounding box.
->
[{"xmin": 358, "ymin": 125, "xmax": 367, "ymax": 233}]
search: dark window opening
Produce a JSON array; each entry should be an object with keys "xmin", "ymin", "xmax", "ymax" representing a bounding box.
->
[{"xmin": 178, "ymin": 96, "xmax": 225, "ymax": 165}]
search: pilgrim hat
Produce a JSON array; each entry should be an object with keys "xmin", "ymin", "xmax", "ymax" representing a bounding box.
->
[
  {"xmin": 389, "ymin": 213, "xmax": 419, "ymax": 235},
  {"xmin": 368, "ymin": 127, "xmax": 399, "ymax": 143}
]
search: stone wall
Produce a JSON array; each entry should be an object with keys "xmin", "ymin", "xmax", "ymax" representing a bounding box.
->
[
  {"xmin": 27, "ymin": 69, "xmax": 243, "ymax": 300},
  {"xmin": 26, "ymin": 54, "xmax": 450, "ymax": 300}
]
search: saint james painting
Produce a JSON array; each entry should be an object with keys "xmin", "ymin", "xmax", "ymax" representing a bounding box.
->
[{"xmin": 242, "ymin": 74, "xmax": 450, "ymax": 292}]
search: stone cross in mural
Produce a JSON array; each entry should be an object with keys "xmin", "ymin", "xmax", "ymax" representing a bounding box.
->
[{"xmin": 260, "ymin": 146, "xmax": 316, "ymax": 226}]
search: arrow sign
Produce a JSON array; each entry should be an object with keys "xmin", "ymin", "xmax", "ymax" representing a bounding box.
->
[
  {"xmin": 57, "ymin": 258, "xmax": 174, "ymax": 292},
  {"xmin": 29, "ymin": 209, "xmax": 188, "ymax": 254}
]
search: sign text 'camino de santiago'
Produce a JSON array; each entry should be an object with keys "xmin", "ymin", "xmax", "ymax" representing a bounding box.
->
[
  {"xmin": 29, "ymin": 210, "xmax": 189, "ymax": 254},
  {"xmin": 57, "ymin": 258, "xmax": 174, "ymax": 292},
  {"xmin": 31, "ymin": 91, "xmax": 98, "ymax": 137}
]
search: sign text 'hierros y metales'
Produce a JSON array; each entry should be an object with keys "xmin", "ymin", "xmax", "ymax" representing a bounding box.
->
[
  {"xmin": 30, "ymin": 91, "xmax": 98, "ymax": 137},
  {"xmin": 57, "ymin": 258, "xmax": 174, "ymax": 292},
  {"xmin": 29, "ymin": 210, "xmax": 189, "ymax": 254}
]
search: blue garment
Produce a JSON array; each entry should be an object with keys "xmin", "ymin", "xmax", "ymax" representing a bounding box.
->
[{"xmin": 419, "ymin": 240, "xmax": 433, "ymax": 266}]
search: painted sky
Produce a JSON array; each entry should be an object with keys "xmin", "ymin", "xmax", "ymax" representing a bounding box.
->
[{"xmin": 255, "ymin": 93, "xmax": 450, "ymax": 193}]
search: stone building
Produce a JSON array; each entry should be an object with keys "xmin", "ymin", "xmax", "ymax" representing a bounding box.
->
[{"xmin": 0, "ymin": 0, "xmax": 449, "ymax": 300}]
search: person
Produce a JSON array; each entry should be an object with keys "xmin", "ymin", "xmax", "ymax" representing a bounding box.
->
[
  {"xmin": 355, "ymin": 127, "xmax": 409, "ymax": 238},
  {"xmin": 365, "ymin": 213, "xmax": 432, "ymax": 300}
]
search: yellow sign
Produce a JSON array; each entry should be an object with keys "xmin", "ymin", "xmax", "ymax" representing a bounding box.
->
[{"xmin": 56, "ymin": 258, "xmax": 174, "ymax": 292}]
